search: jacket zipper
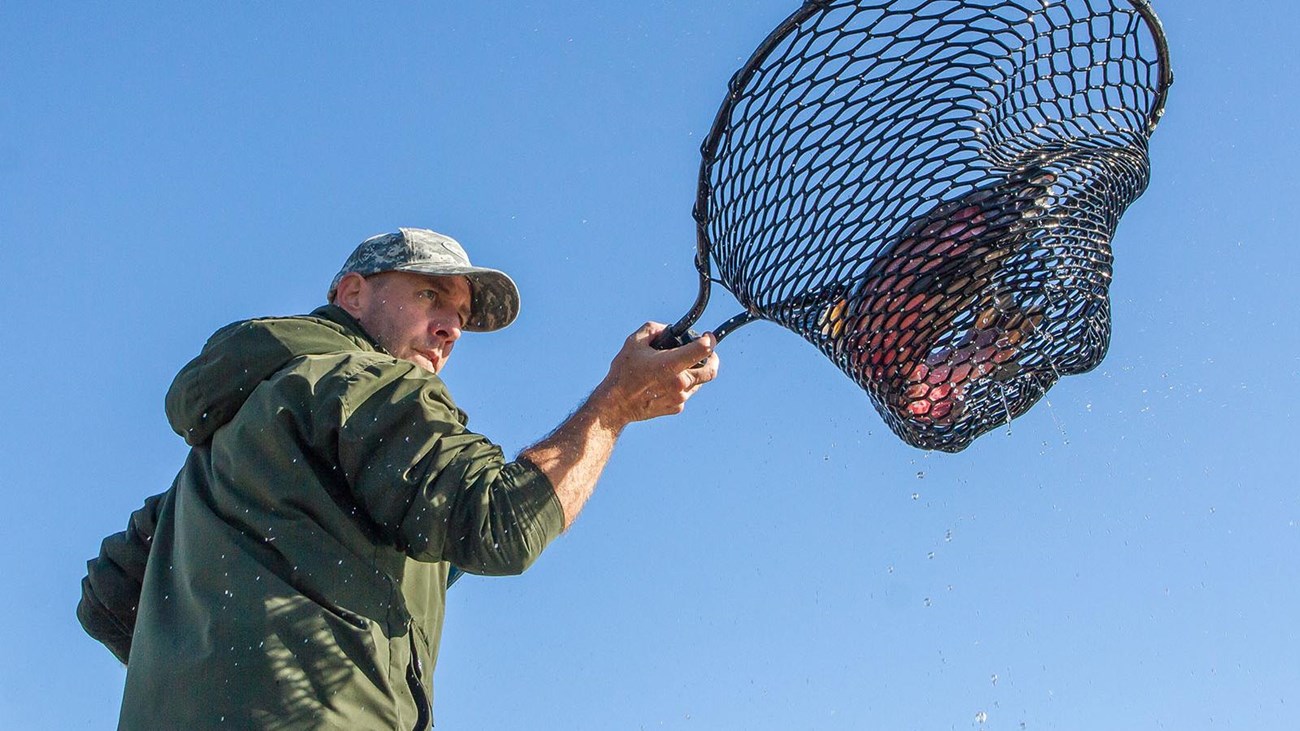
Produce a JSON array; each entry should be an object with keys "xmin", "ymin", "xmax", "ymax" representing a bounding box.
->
[{"xmin": 406, "ymin": 628, "xmax": 432, "ymax": 730}]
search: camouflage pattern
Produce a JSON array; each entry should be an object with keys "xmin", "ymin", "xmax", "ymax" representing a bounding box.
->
[{"xmin": 328, "ymin": 227, "xmax": 520, "ymax": 332}]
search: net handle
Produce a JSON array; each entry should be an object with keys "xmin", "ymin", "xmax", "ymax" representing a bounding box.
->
[{"xmin": 658, "ymin": 0, "xmax": 1173, "ymax": 348}]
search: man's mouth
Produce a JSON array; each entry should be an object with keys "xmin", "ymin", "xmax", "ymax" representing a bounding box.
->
[{"xmin": 414, "ymin": 348, "xmax": 441, "ymax": 370}]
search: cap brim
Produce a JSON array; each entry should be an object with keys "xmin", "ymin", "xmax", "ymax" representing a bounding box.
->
[{"xmin": 398, "ymin": 264, "xmax": 520, "ymax": 332}]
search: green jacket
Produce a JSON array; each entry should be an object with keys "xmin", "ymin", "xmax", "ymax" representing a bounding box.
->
[{"xmin": 80, "ymin": 306, "xmax": 565, "ymax": 729}]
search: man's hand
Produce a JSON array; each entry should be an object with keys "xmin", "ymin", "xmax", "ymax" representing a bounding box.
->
[
  {"xmin": 519, "ymin": 322, "xmax": 721, "ymax": 529},
  {"xmin": 589, "ymin": 322, "xmax": 720, "ymax": 428}
]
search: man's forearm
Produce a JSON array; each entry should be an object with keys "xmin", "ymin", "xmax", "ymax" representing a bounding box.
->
[
  {"xmin": 519, "ymin": 386, "xmax": 626, "ymax": 530},
  {"xmin": 518, "ymin": 323, "xmax": 718, "ymax": 531}
]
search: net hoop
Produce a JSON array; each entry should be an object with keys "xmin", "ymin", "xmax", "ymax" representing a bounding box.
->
[{"xmin": 665, "ymin": 0, "xmax": 1173, "ymax": 345}]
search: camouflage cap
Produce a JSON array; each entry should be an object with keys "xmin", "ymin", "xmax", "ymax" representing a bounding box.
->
[{"xmin": 328, "ymin": 228, "xmax": 520, "ymax": 332}]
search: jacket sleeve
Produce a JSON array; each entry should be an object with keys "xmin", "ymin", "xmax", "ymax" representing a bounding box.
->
[
  {"xmin": 323, "ymin": 356, "xmax": 566, "ymax": 576},
  {"xmin": 77, "ymin": 491, "xmax": 166, "ymax": 664}
]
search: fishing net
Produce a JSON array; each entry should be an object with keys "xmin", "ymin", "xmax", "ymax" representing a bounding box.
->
[{"xmin": 663, "ymin": 0, "xmax": 1172, "ymax": 452}]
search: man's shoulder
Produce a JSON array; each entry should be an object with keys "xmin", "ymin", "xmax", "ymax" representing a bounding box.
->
[
  {"xmin": 208, "ymin": 306, "xmax": 375, "ymax": 356},
  {"xmin": 168, "ymin": 307, "xmax": 380, "ymax": 445}
]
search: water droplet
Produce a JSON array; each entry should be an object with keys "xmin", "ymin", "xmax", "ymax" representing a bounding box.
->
[
  {"xmin": 976, "ymin": 711, "xmax": 988, "ymax": 724},
  {"xmin": 916, "ymin": 471, "xmax": 925, "ymax": 479},
  {"xmin": 911, "ymin": 492, "xmax": 920, "ymax": 500}
]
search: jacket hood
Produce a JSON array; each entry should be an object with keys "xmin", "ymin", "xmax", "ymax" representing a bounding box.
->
[{"xmin": 165, "ymin": 306, "xmax": 380, "ymax": 445}]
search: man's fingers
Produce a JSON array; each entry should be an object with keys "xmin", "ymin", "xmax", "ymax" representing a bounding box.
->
[
  {"xmin": 690, "ymin": 352, "xmax": 720, "ymax": 385},
  {"xmin": 678, "ymin": 349, "xmax": 719, "ymax": 398},
  {"xmin": 632, "ymin": 321, "xmax": 668, "ymax": 346},
  {"xmin": 664, "ymin": 332, "xmax": 716, "ymax": 369},
  {"xmin": 600, "ymin": 322, "xmax": 722, "ymax": 422}
]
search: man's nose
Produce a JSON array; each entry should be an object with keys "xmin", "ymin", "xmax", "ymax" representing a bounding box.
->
[{"xmin": 431, "ymin": 315, "xmax": 462, "ymax": 342}]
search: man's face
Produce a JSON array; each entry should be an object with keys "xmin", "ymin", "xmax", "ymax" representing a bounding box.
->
[{"xmin": 346, "ymin": 271, "xmax": 472, "ymax": 374}]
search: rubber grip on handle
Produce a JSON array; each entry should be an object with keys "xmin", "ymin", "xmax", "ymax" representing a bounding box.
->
[{"xmin": 651, "ymin": 327, "xmax": 700, "ymax": 351}]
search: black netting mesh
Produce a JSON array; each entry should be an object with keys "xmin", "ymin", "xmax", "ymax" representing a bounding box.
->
[{"xmin": 688, "ymin": 0, "xmax": 1170, "ymax": 452}]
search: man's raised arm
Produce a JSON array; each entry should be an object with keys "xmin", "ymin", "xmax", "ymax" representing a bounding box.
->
[{"xmin": 520, "ymin": 322, "xmax": 719, "ymax": 530}]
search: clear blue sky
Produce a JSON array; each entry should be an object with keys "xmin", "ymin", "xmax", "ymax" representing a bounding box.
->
[{"xmin": 2, "ymin": 2, "xmax": 1296, "ymax": 729}]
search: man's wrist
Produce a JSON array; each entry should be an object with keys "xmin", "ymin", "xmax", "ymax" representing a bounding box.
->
[{"xmin": 581, "ymin": 380, "xmax": 632, "ymax": 435}]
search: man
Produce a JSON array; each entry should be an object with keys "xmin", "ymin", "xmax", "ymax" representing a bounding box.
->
[{"xmin": 78, "ymin": 228, "xmax": 720, "ymax": 729}]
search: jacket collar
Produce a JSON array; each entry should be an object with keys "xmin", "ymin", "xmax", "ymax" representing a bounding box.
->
[{"xmin": 312, "ymin": 304, "xmax": 385, "ymax": 353}]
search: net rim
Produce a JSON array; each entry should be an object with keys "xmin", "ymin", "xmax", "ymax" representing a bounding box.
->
[{"xmin": 664, "ymin": 0, "xmax": 1173, "ymax": 344}]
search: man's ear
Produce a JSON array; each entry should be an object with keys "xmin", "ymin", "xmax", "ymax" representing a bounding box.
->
[{"xmin": 333, "ymin": 272, "xmax": 368, "ymax": 318}]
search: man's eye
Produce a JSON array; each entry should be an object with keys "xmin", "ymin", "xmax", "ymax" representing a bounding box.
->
[{"xmin": 419, "ymin": 290, "xmax": 438, "ymax": 303}]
